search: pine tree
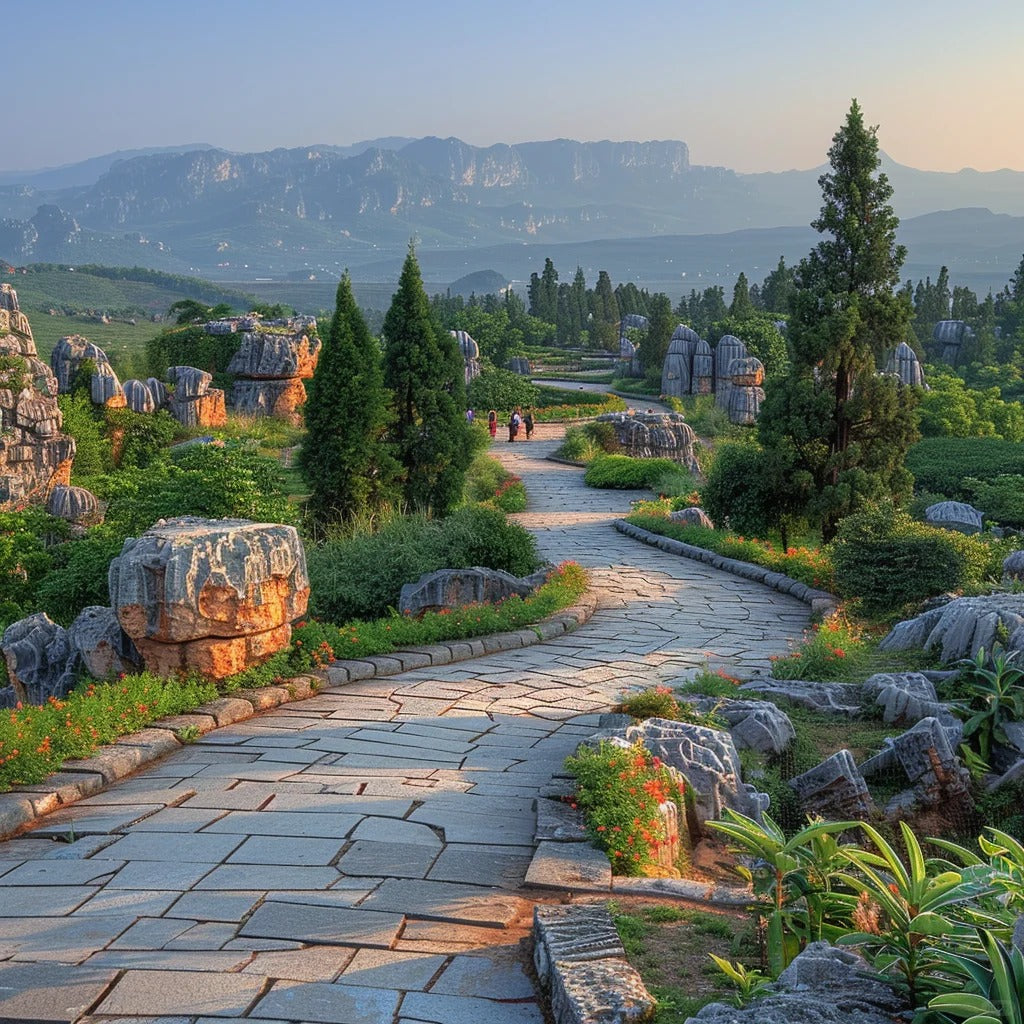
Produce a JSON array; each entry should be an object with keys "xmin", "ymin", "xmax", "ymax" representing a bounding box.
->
[
  {"xmin": 760, "ymin": 256, "xmax": 796, "ymax": 315},
  {"xmin": 641, "ymin": 293, "xmax": 674, "ymax": 374},
  {"xmin": 757, "ymin": 100, "xmax": 919, "ymax": 541},
  {"xmin": 382, "ymin": 245, "xmax": 472, "ymax": 515},
  {"xmin": 590, "ymin": 271, "xmax": 620, "ymax": 350},
  {"xmin": 730, "ymin": 272, "xmax": 754, "ymax": 319},
  {"xmin": 299, "ymin": 273, "xmax": 398, "ymax": 525}
]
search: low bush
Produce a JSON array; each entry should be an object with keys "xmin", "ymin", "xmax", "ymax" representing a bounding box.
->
[
  {"xmin": 34, "ymin": 528, "xmax": 125, "ymax": 625},
  {"xmin": 307, "ymin": 505, "xmax": 539, "ymax": 624},
  {"xmin": 769, "ymin": 610, "xmax": 869, "ymax": 681},
  {"xmin": 467, "ymin": 368, "xmax": 539, "ymax": 414},
  {"xmin": 828, "ymin": 502, "xmax": 1008, "ymax": 615},
  {"xmin": 584, "ymin": 454, "xmax": 687, "ymax": 490},
  {"xmin": 553, "ymin": 421, "xmax": 621, "ymax": 463},
  {"xmin": 624, "ymin": 512, "xmax": 833, "ymax": 590},
  {"xmin": 463, "ymin": 452, "xmax": 526, "ymax": 512},
  {"xmin": 664, "ymin": 394, "xmax": 737, "ymax": 438},
  {"xmin": 566, "ymin": 740, "xmax": 688, "ymax": 876},
  {"xmin": 962, "ymin": 475, "xmax": 1024, "ymax": 528}
]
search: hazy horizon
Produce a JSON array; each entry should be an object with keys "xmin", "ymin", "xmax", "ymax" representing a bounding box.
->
[{"xmin": 8, "ymin": 0, "xmax": 1023, "ymax": 176}]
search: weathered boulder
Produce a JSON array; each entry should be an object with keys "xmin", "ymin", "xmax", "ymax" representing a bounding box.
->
[
  {"xmin": 885, "ymin": 340, "xmax": 925, "ymax": 388},
  {"xmin": 595, "ymin": 411, "xmax": 698, "ymax": 470},
  {"xmin": 49, "ymin": 334, "xmax": 115, "ymax": 394},
  {"xmin": 67, "ymin": 605, "xmax": 141, "ymax": 682},
  {"xmin": 691, "ymin": 339, "xmax": 714, "ymax": 395},
  {"xmin": 47, "ymin": 484, "xmax": 103, "ymax": 527},
  {"xmin": 451, "ymin": 329, "xmax": 481, "ymax": 384},
  {"xmin": 861, "ymin": 672, "xmax": 947, "ymax": 726},
  {"xmin": 684, "ymin": 696, "xmax": 795, "ymax": 755},
  {"xmin": 231, "ymin": 378, "xmax": 307, "ymax": 420},
  {"xmin": 167, "ymin": 366, "xmax": 227, "ymax": 428},
  {"xmin": 728, "ymin": 356, "xmax": 764, "ymax": 387},
  {"xmin": 789, "ymin": 750, "xmax": 875, "ymax": 820},
  {"xmin": 1004, "ymin": 550, "xmax": 1024, "ymax": 582},
  {"xmin": 508, "ymin": 356, "xmax": 531, "ymax": 375},
  {"xmin": 109, "ymin": 517, "xmax": 309, "ymax": 679},
  {"xmin": 1, "ymin": 612, "xmax": 75, "ymax": 706},
  {"xmin": 146, "ymin": 377, "xmax": 169, "ymax": 409},
  {"xmin": 880, "ymin": 594, "xmax": 1024, "ymax": 662},
  {"xmin": 0, "ymin": 285, "xmax": 76, "ymax": 510},
  {"xmin": 621, "ymin": 718, "xmax": 768, "ymax": 825},
  {"xmin": 661, "ymin": 333, "xmax": 693, "ymax": 398},
  {"xmin": 90, "ymin": 366, "xmax": 125, "ymax": 409},
  {"xmin": 123, "ymin": 378, "xmax": 157, "ymax": 414},
  {"xmin": 932, "ymin": 319, "xmax": 973, "ymax": 366},
  {"xmin": 925, "ymin": 500, "xmax": 984, "ymax": 534},
  {"xmin": 688, "ymin": 942, "xmax": 905, "ymax": 1024},
  {"xmin": 714, "ymin": 335, "xmax": 747, "ymax": 407},
  {"xmin": 739, "ymin": 678, "xmax": 864, "ymax": 716},
  {"xmin": 226, "ymin": 325, "xmax": 321, "ymax": 424},
  {"xmin": 668, "ymin": 507, "xmax": 714, "ymax": 529},
  {"xmin": 727, "ymin": 384, "xmax": 764, "ymax": 426},
  {"xmin": 399, "ymin": 566, "xmax": 548, "ymax": 616},
  {"xmin": 890, "ymin": 716, "xmax": 971, "ymax": 811}
]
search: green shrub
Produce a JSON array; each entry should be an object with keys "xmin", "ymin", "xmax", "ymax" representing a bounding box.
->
[
  {"xmin": 467, "ymin": 368, "xmax": 538, "ymax": 413},
  {"xmin": 620, "ymin": 686, "xmax": 682, "ymax": 721},
  {"xmin": 0, "ymin": 510, "xmax": 67, "ymax": 623},
  {"xmin": 34, "ymin": 527, "xmax": 126, "ymax": 625},
  {"xmin": 58, "ymin": 393, "xmax": 113, "ymax": 480},
  {"xmin": 584, "ymin": 454, "xmax": 684, "ymax": 489},
  {"xmin": 307, "ymin": 506, "xmax": 539, "ymax": 624},
  {"xmin": 106, "ymin": 407, "xmax": 179, "ymax": 469},
  {"xmin": 146, "ymin": 324, "xmax": 242, "ymax": 379},
  {"xmin": 963, "ymin": 475, "xmax": 1024, "ymax": 528},
  {"xmin": 907, "ymin": 438, "xmax": 1024, "ymax": 496},
  {"xmin": 463, "ymin": 452, "xmax": 526, "ymax": 511},
  {"xmin": 769, "ymin": 611, "xmax": 869, "ymax": 681},
  {"xmin": 828, "ymin": 502, "xmax": 1004, "ymax": 614},
  {"xmin": 701, "ymin": 439, "xmax": 795, "ymax": 539}
]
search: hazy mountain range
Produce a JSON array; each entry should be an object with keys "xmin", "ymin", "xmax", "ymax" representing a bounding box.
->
[{"xmin": 0, "ymin": 136, "xmax": 1020, "ymax": 296}]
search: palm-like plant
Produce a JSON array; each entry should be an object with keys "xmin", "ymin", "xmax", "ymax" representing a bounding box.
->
[
  {"xmin": 930, "ymin": 929, "xmax": 1024, "ymax": 1024},
  {"xmin": 707, "ymin": 809, "xmax": 856, "ymax": 976},
  {"xmin": 954, "ymin": 648, "xmax": 1024, "ymax": 765}
]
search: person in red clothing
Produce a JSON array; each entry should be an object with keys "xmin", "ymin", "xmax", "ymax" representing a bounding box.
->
[{"xmin": 487, "ymin": 409, "xmax": 498, "ymax": 439}]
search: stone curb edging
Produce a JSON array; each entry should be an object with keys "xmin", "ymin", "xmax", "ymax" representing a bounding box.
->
[
  {"xmin": 0, "ymin": 592, "xmax": 599, "ymax": 841},
  {"xmin": 615, "ymin": 519, "xmax": 837, "ymax": 617}
]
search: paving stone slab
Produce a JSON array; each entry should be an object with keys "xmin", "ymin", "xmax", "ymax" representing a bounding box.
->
[
  {"xmin": 0, "ymin": 913, "xmax": 135, "ymax": 961},
  {"xmin": 240, "ymin": 902, "xmax": 403, "ymax": 947},
  {"xmin": 165, "ymin": 921, "xmax": 241, "ymax": 949},
  {"xmin": 102, "ymin": 831, "xmax": 243, "ymax": 863},
  {"xmin": 359, "ymin": 879, "xmax": 524, "ymax": 928},
  {"xmin": 75, "ymin": 888, "xmax": 183, "ymax": 918},
  {"xmin": 427, "ymin": 844, "xmax": 533, "ymax": 888},
  {"xmin": 0, "ymin": 857, "xmax": 124, "ymax": 886},
  {"xmin": 525, "ymin": 840, "xmax": 612, "ymax": 890},
  {"xmin": 105, "ymin": 860, "xmax": 218, "ymax": 891},
  {"xmin": 0, "ymin": 962, "xmax": 118, "ymax": 1022},
  {"xmin": 337, "ymin": 840, "xmax": 438, "ymax": 880},
  {"xmin": 86, "ymin": 949, "xmax": 254, "ymax": 973},
  {"xmin": 96, "ymin": 968, "xmax": 265, "ymax": 1017},
  {"xmin": 108, "ymin": 916, "xmax": 197, "ymax": 949},
  {"xmin": 264, "ymin": 792, "xmax": 414, "ymax": 817},
  {"xmin": 28, "ymin": 804, "xmax": 165, "ymax": 837},
  {"xmin": 195, "ymin": 864, "xmax": 340, "ymax": 891},
  {"xmin": 0, "ymin": 885, "xmax": 100, "ymax": 917},
  {"xmin": 251, "ymin": 981, "xmax": 400, "ymax": 1023},
  {"xmin": 204, "ymin": 810, "xmax": 361, "ymax": 838},
  {"xmin": 430, "ymin": 952, "xmax": 536, "ymax": 999},
  {"xmin": 399, "ymin": 991, "xmax": 544, "ymax": 1024},
  {"xmin": 166, "ymin": 889, "xmax": 264, "ymax": 922},
  {"xmin": 226, "ymin": 835, "xmax": 346, "ymax": 866},
  {"xmin": 336, "ymin": 948, "xmax": 446, "ymax": 990},
  {"xmin": 348, "ymin": 816, "xmax": 442, "ymax": 848},
  {"xmin": 242, "ymin": 945, "xmax": 356, "ymax": 982}
]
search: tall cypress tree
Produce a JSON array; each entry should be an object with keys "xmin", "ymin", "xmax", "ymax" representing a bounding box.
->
[
  {"xmin": 758, "ymin": 99, "xmax": 919, "ymax": 541},
  {"xmin": 382, "ymin": 245, "xmax": 471, "ymax": 514},
  {"xmin": 299, "ymin": 273, "xmax": 398, "ymax": 525}
]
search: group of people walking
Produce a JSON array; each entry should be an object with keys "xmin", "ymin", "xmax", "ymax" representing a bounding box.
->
[{"xmin": 484, "ymin": 407, "xmax": 533, "ymax": 442}]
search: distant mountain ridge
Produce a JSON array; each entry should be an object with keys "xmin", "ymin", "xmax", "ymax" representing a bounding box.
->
[{"xmin": 0, "ymin": 136, "xmax": 1021, "ymax": 292}]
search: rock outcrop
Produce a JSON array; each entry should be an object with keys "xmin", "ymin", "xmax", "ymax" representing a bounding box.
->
[
  {"xmin": 714, "ymin": 335, "xmax": 747, "ymax": 408},
  {"xmin": 932, "ymin": 320, "xmax": 973, "ymax": 366},
  {"xmin": 108, "ymin": 517, "xmax": 309, "ymax": 679},
  {"xmin": 47, "ymin": 484, "xmax": 103, "ymax": 528},
  {"xmin": 885, "ymin": 340, "xmax": 925, "ymax": 387},
  {"xmin": 595, "ymin": 411, "xmax": 698, "ymax": 471},
  {"xmin": 399, "ymin": 566, "xmax": 548, "ymax": 616},
  {"xmin": 167, "ymin": 366, "xmax": 227, "ymax": 428},
  {"xmin": 0, "ymin": 284, "xmax": 76, "ymax": 510},
  {"xmin": 50, "ymin": 334, "xmax": 116, "ymax": 394},
  {"xmin": 668, "ymin": 507, "xmax": 714, "ymax": 529},
  {"xmin": 925, "ymin": 500, "xmax": 984, "ymax": 534},
  {"xmin": 451, "ymin": 330, "xmax": 481, "ymax": 385},
  {"xmin": 726, "ymin": 355, "xmax": 765, "ymax": 426},
  {"xmin": 227, "ymin": 318, "xmax": 320, "ymax": 423}
]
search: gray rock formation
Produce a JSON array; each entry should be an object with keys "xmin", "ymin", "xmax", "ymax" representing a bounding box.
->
[
  {"xmin": 0, "ymin": 285, "xmax": 76, "ymax": 510},
  {"xmin": 880, "ymin": 593, "xmax": 1024, "ymax": 662},
  {"xmin": 90, "ymin": 366, "xmax": 124, "ymax": 408},
  {"xmin": 688, "ymin": 942, "xmax": 905, "ymax": 1024},
  {"xmin": 885, "ymin": 340, "xmax": 925, "ymax": 387},
  {"xmin": 399, "ymin": 566, "xmax": 548, "ymax": 616},
  {"xmin": 47, "ymin": 484, "xmax": 103, "ymax": 527},
  {"xmin": 726, "ymin": 355, "xmax": 765, "ymax": 426},
  {"xmin": 49, "ymin": 334, "xmax": 115, "ymax": 394},
  {"xmin": 621, "ymin": 717, "xmax": 769, "ymax": 825},
  {"xmin": 146, "ymin": 377, "xmax": 169, "ymax": 408},
  {"xmin": 226, "ymin": 322, "xmax": 321, "ymax": 423},
  {"xmin": 861, "ymin": 672, "xmax": 948, "ymax": 726},
  {"xmin": 67, "ymin": 605, "xmax": 141, "ymax": 682},
  {"xmin": 932, "ymin": 320, "xmax": 974, "ymax": 366},
  {"xmin": 594, "ymin": 411, "xmax": 698, "ymax": 470},
  {"xmin": 451, "ymin": 330, "xmax": 481, "ymax": 385},
  {"xmin": 1004, "ymin": 550, "xmax": 1024, "ymax": 582},
  {"xmin": 123, "ymin": 378, "xmax": 157, "ymax": 414},
  {"xmin": 668, "ymin": 507, "xmax": 714, "ymax": 529},
  {"xmin": 109, "ymin": 517, "xmax": 309, "ymax": 679},
  {"xmin": 739, "ymin": 678, "xmax": 864, "ymax": 716},
  {"xmin": 890, "ymin": 716, "xmax": 971, "ymax": 811},
  {"xmin": 714, "ymin": 335, "xmax": 747, "ymax": 408},
  {"xmin": 508, "ymin": 356, "xmax": 531, "ymax": 375},
  {"xmin": 1, "ymin": 612, "xmax": 75, "ymax": 706},
  {"xmin": 691, "ymin": 339, "xmax": 714, "ymax": 396},
  {"xmin": 789, "ymin": 750, "xmax": 875, "ymax": 820},
  {"xmin": 167, "ymin": 365, "xmax": 226, "ymax": 428},
  {"xmin": 661, "ymin": 333, "xmax": 692, "ymax": 398},
  {"xmin": 685, "ymin": 696, "xmax": 795, "ymax": 755},
  {"xmin": 925, "ymin": 500, "xmax": 984, "ymax": 534}
]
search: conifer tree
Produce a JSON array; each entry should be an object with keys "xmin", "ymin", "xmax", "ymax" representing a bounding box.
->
[
  {"xmin": 757, "ymin": 100, "xmax": 919, "ymax": 541},
  {"xmin": 382, "ymin": 245, "xmax": 471, "ymax": 514},
  {"xmin": 299, "ymin": 273, "xmax": 398, "ymax": 525}
]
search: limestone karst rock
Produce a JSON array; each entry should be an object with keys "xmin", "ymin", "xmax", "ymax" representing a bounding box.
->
[
  {"xmin": 123, "ymin": 378, "xmax": 157, "ymax": 414},
  {"xmin": 399, "ymin": 566, "xmax": 548, "ymax": 616},
  {"xmin": 595, "ymin": 410, "xmax": 698, "ymax": 470},
  {"xmin": 451, "ymin": 329, "xmax": 481, "ymax": 385},
  {"xmin": 714, "ymin": 334, "xmax": 747, "ymax": 408},
  {"xmin": 691, "ymin": 338, "xmax": 714, "ymax": 396},
  {"xmin": 925, "ymin": 500, "xmax": 984, "ymax": 534},
  {"xmin": 668, "ymin": 506, "xmax": 714, "ymax": 528},
  {"xmin": 167, "ymin": 365, "xmax": 227, "ymax": 428},
  {"xmin": 49, "ymin": 333, "xmax": 115, "ymax": 394},
  {"xmin": 47, "ymin": 483, "xmax": 103, "ymax": 527},
  {"xmin": 0, "ymin": 284, "xmax": 76, "ymax": 510},
  {"xmin": 932, "ymin": 319, "xmax": 973, "ymax": 366},
  {"xmin": 108, "ymin": 517, "xmax": 309, "ymax": 679},
  {"xmin": 885, "ymin": 340, "xmax": 925, "ymax": 387}
]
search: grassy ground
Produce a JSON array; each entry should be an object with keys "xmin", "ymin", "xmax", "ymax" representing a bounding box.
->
[{"xmin": 610, "ymin": 898, "xmax": 754, "ymax": 1021}]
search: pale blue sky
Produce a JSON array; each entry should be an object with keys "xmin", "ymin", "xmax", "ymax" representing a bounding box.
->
[{"xmin": 8, "ymin": 0, "xmax": 1024, "ymax": 173}]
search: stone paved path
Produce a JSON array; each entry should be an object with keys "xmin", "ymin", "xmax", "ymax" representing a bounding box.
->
[{"xmin": 0, "ymin": 426, "xmax": 809, "ymax": 1023}]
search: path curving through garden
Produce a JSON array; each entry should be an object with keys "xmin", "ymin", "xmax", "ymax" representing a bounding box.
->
[{"xmin": 0, "ymin": 425, "xmax": 810, "ymax": 1023}]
